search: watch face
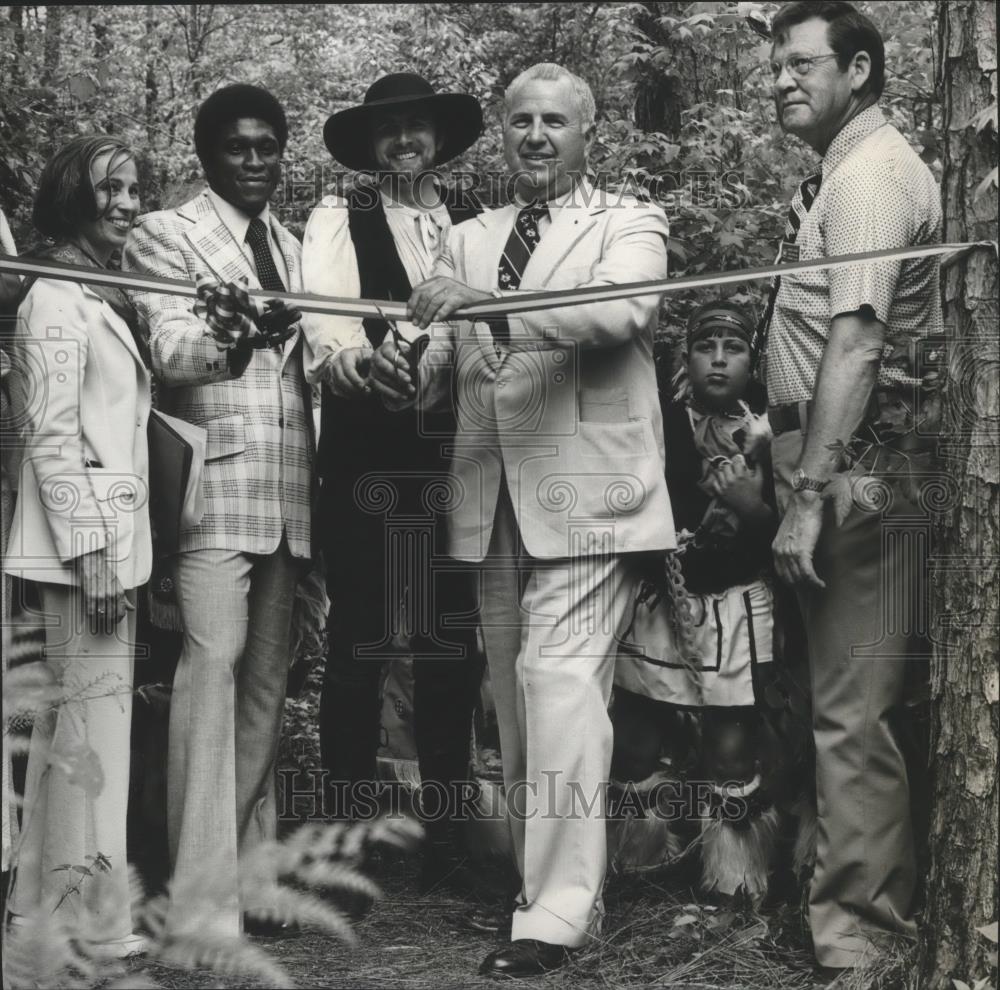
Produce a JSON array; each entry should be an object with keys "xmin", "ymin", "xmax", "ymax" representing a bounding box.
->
[{"xmin": 791, "ymin": 468, "xmax": 805, "ymax": 490}]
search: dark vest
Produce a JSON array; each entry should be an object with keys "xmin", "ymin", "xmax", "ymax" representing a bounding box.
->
[{"xmin": 317, "ymin": 186, "xmax": 481, "ymax": 512}]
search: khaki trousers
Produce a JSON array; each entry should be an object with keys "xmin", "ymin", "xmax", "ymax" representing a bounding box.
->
[{"xmin": 772, "ymin": 431, "xmax": 924, "ymax": 967}]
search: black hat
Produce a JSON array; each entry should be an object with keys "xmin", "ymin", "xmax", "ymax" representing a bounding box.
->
[{"xmin": 323, "ymin": 72, "xmax": 483, "ymax": 171}]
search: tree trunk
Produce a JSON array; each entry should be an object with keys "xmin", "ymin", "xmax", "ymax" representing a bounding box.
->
[
  {"xmin": 921, "ymin": 2, "xmax": 999, "ymax": 988},
  {"xmin": 8, "ymin": 6, "xmax": 25, "ymax": 87},
  {"xmin": 631, "ymin": 1, "xmax": 736, "ymax": 138},
  {"xmin": 632, "ymin": 2, "xmax": 686, "ymax": 137},
  {"xmin": 144, "ymin": 5, "xmax": 159, "ymax": 145},
  {"xmin": 42, "ymin": 4, "xmax": 62, "ymax": 85}
]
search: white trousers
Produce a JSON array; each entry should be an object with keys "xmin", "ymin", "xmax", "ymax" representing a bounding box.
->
[
  {"xmin": 167, "ymin": 537, "xmax": 298, "ymax": 936},
  {"xmin": 478, "ymin": 483, "xmax": 638, "ymax": 947},
  {"xmin": 11, "ymin": 584, "xmax": 136, "ymax": 939}
]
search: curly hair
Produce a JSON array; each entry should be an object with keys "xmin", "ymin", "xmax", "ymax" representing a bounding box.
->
[{"xmin": 194, "ymin": 83, "xmax": 289, "ymax": 164}]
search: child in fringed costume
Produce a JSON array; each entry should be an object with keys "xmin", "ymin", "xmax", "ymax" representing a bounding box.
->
[{"xmin": 611, "ymin": 299, "xmax": 813, "ymax": 900}]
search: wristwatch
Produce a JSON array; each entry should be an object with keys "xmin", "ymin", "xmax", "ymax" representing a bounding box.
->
[{"xmin": 791, "ymin": 468, "xmax": 828, "ymax": 494}]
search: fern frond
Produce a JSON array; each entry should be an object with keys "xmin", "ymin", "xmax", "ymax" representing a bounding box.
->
[
  {"xmin": 2, "ymin": 911, "xmax": 99, "ymax": 989},
  {"xmin": 136, "ymin": 891, "xmax": 171, "ymax": 942},
  {"xmin": 282, "ymin": 822, "xmax": 357, "ymax": 863},
  {"xmin": 2, "ymin": 629, "xmax": 46, "ymax": 667},
  {"xmin": 292, "ymin": 860, "xmax": 381, "ymax": 900},
  {"xmin": 363, "ymin": 815, "xmax": 424, "ymax": 852},
  {"xmin": 2, "ymin": 661, "xmax": 60, "ymax": 720},
  {"xmin": 3, "ymin": 731, "xmax": 32, "ymax": 755},
  {"xmin": 242, "ymin": 884, "xmax": 357, "ymax": 945},
  {"xmin": 155, "ymin": 931, "xmax": 293, "ymax": 989},
  {"xmin": 127, "ymin": 863, "xmax": 147, "ymax": 916}
]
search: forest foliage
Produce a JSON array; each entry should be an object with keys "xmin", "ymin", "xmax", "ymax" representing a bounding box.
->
[{"xmin": 1, "ymin": 1, "xmax": 941, "ymax": 333}]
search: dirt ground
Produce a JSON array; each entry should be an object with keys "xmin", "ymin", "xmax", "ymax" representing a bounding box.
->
[{"xmin": 134, "ymin": 846, "xmax": 913, "ymax": 990}]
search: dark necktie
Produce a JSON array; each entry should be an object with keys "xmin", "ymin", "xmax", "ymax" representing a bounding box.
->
[
  {"xmin": 489, "ymin": 202, "xmax": 549, "ymax": 347},
  {"xmin": 752, "ymin": 170, "xmax": 822, "ymax": 365},
  {"xmin": 245, "ymin": 216, "xmax": 286, "ymax": 292}
]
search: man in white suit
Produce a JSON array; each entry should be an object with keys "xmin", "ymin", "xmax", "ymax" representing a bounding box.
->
[
  {"xmin": 125, "ymin": 84, "xmax": 312, "ymax": 938},
  {"xmin": 373, "ymin": 63, "xmax": 675, "ymax": 977}
]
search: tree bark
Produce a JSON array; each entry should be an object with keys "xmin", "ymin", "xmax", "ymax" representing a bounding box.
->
[
  {"xmin": 632, "ymin": 2, "xmax": 687, "ymax": 137},
  {"xmin": 921, "ymin": 2, "xmax": 999, "ymax": 987},
  {"xmin": 42, "ymin": 4, "xmax": 62, "ymax": 85},
  {"xmin": 8, "ymin": 6, "xmax": 25, "ymax": 87},
  {"xmin": 631, "ymin": 2, "xmax": 740, "ymax": 138}
]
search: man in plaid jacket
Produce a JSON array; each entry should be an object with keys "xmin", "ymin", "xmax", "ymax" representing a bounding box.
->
[{"xmin": 124, "ymin": 84, "xmax": 313, "ymax": 938}]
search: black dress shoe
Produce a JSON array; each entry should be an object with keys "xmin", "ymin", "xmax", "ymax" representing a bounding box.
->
[
  {"xmin": 479, "ymin": 939, "xmax": 573, "ymax": 977},
  {"xmin": 243, "ymin": 915, "xmax": 300, "ymax": 938}
]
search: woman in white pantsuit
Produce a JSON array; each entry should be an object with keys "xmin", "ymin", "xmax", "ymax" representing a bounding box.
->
[{"xmin": 4, "ymin": 136, "xmax": 151, "ymax": 956}]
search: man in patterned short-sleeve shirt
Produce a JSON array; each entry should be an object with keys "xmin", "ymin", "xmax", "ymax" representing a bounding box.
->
[{"xmin": 764, "ymin": 1, "xmax": 941, "ymax": 976}]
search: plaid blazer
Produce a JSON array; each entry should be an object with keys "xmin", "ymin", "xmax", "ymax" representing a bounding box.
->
[{"xmin": 124, "ymin": 190, "xmax": 313, "ymax": 559}]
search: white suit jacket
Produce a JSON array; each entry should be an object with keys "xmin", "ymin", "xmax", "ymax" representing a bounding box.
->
[
  {"xmin": 5, "ymin": 279, "xmax": 153, "ymax": 589},
  {"xmin": 421, "ymin": 182, "xmax": 677, "ymax": 561}
]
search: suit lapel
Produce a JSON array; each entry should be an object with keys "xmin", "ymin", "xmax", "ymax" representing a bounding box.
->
[
  {"xmin": 522, "ymin": 202, "xmax": 602, "ymax": 288},
  {"xmin": 471, "ymin": 207, "xmax": 516, "ymax": 291},
  {"xmin": 268, "ymin": 216, "xmax": 303, "ymax": 371},
  {"xmin": 91, "ymin": 291, "xmax": 147, "ymax": 374},
  {"xmin": 271, "ymin": 218, "xmax": 300, "ymax": 291},
  {"xmin": 464, "ymin": 211, "xmax": 515, "ymax": 374},
  {"xmin": 183, "ymin": 192, "xmax": 261, "ymax": 288}
]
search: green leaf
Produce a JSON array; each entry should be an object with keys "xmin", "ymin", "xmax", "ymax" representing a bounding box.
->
[
  {"xmin": 66, "ymin": 73, "xmax": 99, "ymax": 102},
  {"xmin": 974, "ymin": 167, "xmax": 998, "ymax": 202},
  {"xmin": 666, "ymin": 238, "xmax": 689, "ymax": 262},
  {"xmin": 673, "ymin": 912, "xmax": 699, "ymax": 927},
  {"xmin": 968, "ymin": 103, "xmax": 999, "ymax": 133},
  {"xmin": 47, "ymin": 740, "xmax": 105, "ymax": 797},
  {"xmin": 71, "ymin": 865, "xmax": 92, "ymax": 875}
]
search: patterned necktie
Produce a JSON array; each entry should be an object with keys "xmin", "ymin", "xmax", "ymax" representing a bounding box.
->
[
  {"xmin": 489, "ymin": 202, "xmax": 550, "ymax": 347},
  {"xmin": 245, "ymin": 216, "xmax": 286, "ymax": 292},
  {"xmin": 752, "ymin": 170, "xmax": 822, "ymax": 366}
]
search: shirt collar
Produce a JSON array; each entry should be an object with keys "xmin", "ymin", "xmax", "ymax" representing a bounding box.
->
[
  {"xmin": 206, "ymin": 187, "xmax": 271, "ymax": 245},
  {"xmin": 381, "ymin": 187, "xmax": 449, "ymax": 224},
  {"xmin": 513, "ymin": 178, "xmax": 588, "ymax": 213},
  {"xmin": 822, "ymin": 105, "xmax": 887, "ymax": 178}
]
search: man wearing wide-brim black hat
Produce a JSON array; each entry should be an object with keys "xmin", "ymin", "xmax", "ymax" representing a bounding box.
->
[
  {"xmin": 321, "ymin": 72, "xmax": 483, "ymax": 176},
  {"xmin": 300, "ymin": 73, "xmax": 485, "ymax": 893}
]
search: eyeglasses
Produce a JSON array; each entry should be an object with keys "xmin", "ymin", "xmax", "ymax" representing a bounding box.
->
[{"xmin": 769, "ymin": 53, "xmax": 840, "ymax": 81}]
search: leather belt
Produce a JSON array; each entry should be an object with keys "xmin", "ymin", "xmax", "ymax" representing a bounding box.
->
[{"xmin": 767, "ymin": 400, "xmax": 812, "ymax": 436}]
